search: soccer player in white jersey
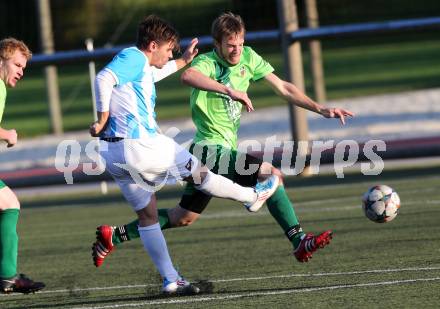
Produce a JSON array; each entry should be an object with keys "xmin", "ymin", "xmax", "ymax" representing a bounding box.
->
[{"xmin": 89, "ymin": 15, "xmax": 279, "ymax": 295}]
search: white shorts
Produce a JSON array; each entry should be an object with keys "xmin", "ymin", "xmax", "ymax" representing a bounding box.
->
[{"xmin": 99, "ymin": 134, "xmax": 198, "ymax": 211}]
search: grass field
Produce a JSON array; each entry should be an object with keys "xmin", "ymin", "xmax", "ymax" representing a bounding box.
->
[
  {"xmin": 1, "ymin": 164, "xmax": 440, "ymax": 308},
  {"xmin": 3, "ymin": 35, "xmax": 440, "ymax": 137}
]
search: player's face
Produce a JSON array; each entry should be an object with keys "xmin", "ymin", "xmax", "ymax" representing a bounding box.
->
[
  {"xmin": 0, "ymin": 50, "xmax": 27, "ymax": 88},
  {"xmin": 150, "ymin": 41, "xmax": 174, "ymax": 69},
  {"xmin": 215, "ymin": 32, "xmax": 244, "ymax": 65}
]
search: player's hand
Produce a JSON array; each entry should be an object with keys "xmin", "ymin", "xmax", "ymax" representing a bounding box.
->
[
  {"xmin": 182, "ymin": 38, "xmax": 199, "ymax": 65},
  {"xmin": 5, "ymin": 129, "xmax": 17, "ymax": 148},
  {"xmin": 226, "ymin": 88, "xmax": 254, "ymax": 112},
  {"xmin": 90, "ymin": 121, "xmax": 104, "ymax": 137},
  {"xmin": 321, "ymin": 107, "xmax": 354, "ymax": 125}
]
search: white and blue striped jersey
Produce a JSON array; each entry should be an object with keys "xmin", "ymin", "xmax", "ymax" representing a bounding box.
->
[{"xmin": 98, "ymin": 47, "xmax": 177, "ymax": 138}]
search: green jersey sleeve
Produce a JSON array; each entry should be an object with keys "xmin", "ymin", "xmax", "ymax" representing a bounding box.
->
[
  {"xmin": 247, "ymin": 47, "xmax": 274, "ymax": 81},
  {"xmin": 191, "ymin": 54, "xmax": 215, "ymax": 78}
]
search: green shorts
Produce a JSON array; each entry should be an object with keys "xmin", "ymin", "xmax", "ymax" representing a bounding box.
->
[
  {"xmin": 0, "ymin": 180, "xmax": 6, "ymax": 189},
  {"xmin": 179, "ymin": 143, "xmax": 263, "ymax": 214}
]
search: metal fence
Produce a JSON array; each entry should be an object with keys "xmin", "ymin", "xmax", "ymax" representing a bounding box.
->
[{"xmin": 30, "ymin": 16, "xmax": 440, "ymax": 66}]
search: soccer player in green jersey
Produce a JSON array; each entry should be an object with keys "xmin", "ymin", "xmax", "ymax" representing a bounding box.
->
[
  {"xmin": 0, "ymin": 38, "xmax": 45, "ymax": 294},
  {"xmin": 92, "ymin": 12, "xmax": 354, "ymax": 266}
]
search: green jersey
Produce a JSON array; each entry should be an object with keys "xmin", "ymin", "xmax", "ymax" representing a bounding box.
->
[
  {"xmin": 190, "ymin": 46, "xmax": 274, "ymax": 149},
  {"xmin": 0, "ymin": 79, "xmax": 6, "ymax": 124}
]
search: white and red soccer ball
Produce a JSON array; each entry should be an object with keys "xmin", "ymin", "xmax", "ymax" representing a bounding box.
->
[{"xmin": 362, "ymin": 185, "xmax": 400, "ymax": 223}]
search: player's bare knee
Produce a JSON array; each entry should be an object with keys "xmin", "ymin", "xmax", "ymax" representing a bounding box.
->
[
  {"xmin": 0, "ymin": 187, "xmax": 20, "ymax": 210},
  {"xmin": 258, "ymin": 162, "xmax": 273, "ymax": 177},
  {"xmin": 0, "ymin": 199, "xmax": 20, "ymax": 211},
  {"xmin": 258, "ymin": 162, "xmax": 284, "ymax": 184},
  {"xmin": 272, "ymin": 167, "xmax": 284, "ymax": 184},
  {"xmin": 169, "ymin": 206, "xmax": 199, "ymax": 227},
  {"xmin": 8, "ymin": 196, "xmax": 20, "ymax": 210},
  {"xmin": 11, "ymin": 198, "xmax": 20, "ymax": 210}
]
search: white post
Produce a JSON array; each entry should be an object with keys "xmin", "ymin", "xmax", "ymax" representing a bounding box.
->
[
  {"xmin": 85, "ymin": 38, "xmax": 108, "ymax": 195},
  {"xmin": 85, "ymin": 39, "xmax": 97, "ymax": 121}
]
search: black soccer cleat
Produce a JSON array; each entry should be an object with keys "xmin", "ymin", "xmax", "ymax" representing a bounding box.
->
[{"xmin": 1, "ymin": 274, "xmax": 45, "ymax": 294}]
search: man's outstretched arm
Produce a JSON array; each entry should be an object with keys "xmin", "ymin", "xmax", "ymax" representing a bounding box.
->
[{"xmin": 264, "ymin": 72, "xmax": 354, "ymax": 125}]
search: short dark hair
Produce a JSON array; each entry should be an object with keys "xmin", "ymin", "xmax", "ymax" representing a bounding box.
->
[
  {"xmin": 136, "ymin": 15, "xmax": 180, "ymax": 51},
  {"xmin": 211, "ymin": 12, "xmax": 246, "ymax": 44}
]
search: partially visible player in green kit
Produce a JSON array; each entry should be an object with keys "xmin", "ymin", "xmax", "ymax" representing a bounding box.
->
[
  {"xmin": 0, "ymin": 38, "xmax": 45, "ymax": 294},
  {"xmin": 92, "ymin": 13, "xmax": 353, "ymax": 267}
]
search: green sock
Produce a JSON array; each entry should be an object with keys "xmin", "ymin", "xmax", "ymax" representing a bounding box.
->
[
  {"xmin": 0, "ymin": 209, "xmax": 19, "ymax": 279},
  {"xmin": 266, "ymin": 186, "xmax": 304, "ymax": 249},
  {"xmin": 111, "ymin": 209, "xmax": 172, "ymax": 245},
  {"xmin": 112, "ymin": 219, "xmax": 139, "ymax": 245}
]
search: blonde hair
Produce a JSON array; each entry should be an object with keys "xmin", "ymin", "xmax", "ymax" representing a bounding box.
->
[
  {"xmin": 211, "ymin": 12, "xmax": 246, "ymax": 44},
  {"xmin": 0, "ymin": 38, "xmax": 32, "ymax": 61}
]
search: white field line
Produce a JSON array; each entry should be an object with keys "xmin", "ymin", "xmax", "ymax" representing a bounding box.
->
[
  {"xmin": 70, "ymin": 277, "xmax": 440, "ymax": 309},
  {"xmin": 2, "ymin": 266, "xmax": 440, "ymax": 298}
]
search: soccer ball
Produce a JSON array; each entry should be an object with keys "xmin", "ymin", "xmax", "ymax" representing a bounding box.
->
[{"xmin": 362, "ymin": 185, "xmax": 400, "ymax": 223}]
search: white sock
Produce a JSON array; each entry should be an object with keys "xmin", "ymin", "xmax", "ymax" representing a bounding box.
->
[
  {"xmin": 138, "ymin": 223, "xmax": 178, "ymax": 282},
  {"xmin": 195, "ymin": 170, "xmax": 256, "ymax": 204}
]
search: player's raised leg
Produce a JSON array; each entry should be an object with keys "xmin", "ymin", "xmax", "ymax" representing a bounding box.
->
[
  {"xmin": 188, "ymin": 163, "xmax": 279, "ymax": 211},
  {"xmin": 92, "ymin": 172, "xmax": 279, "ymax": 267}
]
